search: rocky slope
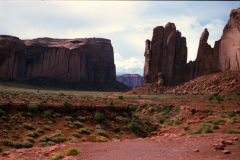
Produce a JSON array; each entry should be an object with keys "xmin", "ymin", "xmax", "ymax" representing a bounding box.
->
[
  {"xmin": 143, "ymin": 7, "xmax": 240, "ymax": 86},
  {"xmin": 117, "ymin": 74, "xmax": 143, "ymax": 88},
  {"xmin": 0, "ymin": 36, "xmax": 129, "ymax": 91}
]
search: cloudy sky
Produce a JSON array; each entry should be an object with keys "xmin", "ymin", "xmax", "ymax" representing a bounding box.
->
[{"xmin": 0, "ymin": 1, "xmax": 239, "ymax": 75}]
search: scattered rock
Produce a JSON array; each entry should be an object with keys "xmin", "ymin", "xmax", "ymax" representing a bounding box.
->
[
  {"xmin": 193, "ymin": 149, "xmax": 199, "ymax": 152},
  {"xmin": 213, "ymin": 143, "xmax": 225, "ymax": 150},
  {"xmin": 222, "ymin": 150, "xmax": 231, "ymax": 154}
]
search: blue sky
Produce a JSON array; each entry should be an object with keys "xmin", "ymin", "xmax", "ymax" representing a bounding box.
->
[{"xmin": 0, "ymin": 1, "xmax": 239, "ymax": 75}]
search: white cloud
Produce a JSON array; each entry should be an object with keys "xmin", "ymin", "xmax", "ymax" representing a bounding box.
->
[{"xmin": 115, "ymin": 53, "xmax": 144, "ymax": 75}]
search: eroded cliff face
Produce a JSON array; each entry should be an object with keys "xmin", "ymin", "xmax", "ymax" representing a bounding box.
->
[
  {"xmin": 117, "ymin": 74, "xmax": 143, "ymax": 88},
  {"xmin": 219, "ymin": 8, "xmax": 240, "ymax": 71},
  {"xmin": 143, "ymin": 7, "xmax": 240, "ymax": 86},
  {"xmin": 144, "ymin": 23, "xmax": 187, "ymax": 85},
  {"xmin": 0, "ymin": 36, "xmax": 129, "ymax": 91}
]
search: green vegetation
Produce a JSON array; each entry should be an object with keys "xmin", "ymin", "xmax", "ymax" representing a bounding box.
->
[
  {"xmin": 110, "ymin": 100, "xmax": 114, "ymax": 106},
  {"xmin": 127, "ymin": 122, "xmax": 139, "ymax": 133},
  {"xmin": 68, "ymin": 137, "xmax": 78, "ymax": 143},
  {"xmin": 78, "ymin": 128, "xmax": 92, "ymax": 135},
  {"xmin": 189, "ymin": 123, "xmax": 213, "ymax": 134},
  {"xmin": 2, "ymin": 139, "xmax": 13, "ymax": 147},
  {"xmin": 51, "ymin": 152, "xmax": 64, "ymax": 160},
  {"xmin": 66, "ymin": 147, "xmax": 82, "ymax": 156},
  {"xmin": 22, "ymin": 141, "xmax": 33, "ymax": 148},
  {"xmin": 228, "ymin": 112, "xmax": 236, "ymax": 118},
  {"xmin": 95, "ymin": 136, "xmax": 108, "ymax": 142},
  {"xmin": 173, "ymin": 120, "xmax": 182, "ymax": 126},
  {"xmin": 205, "ymin": 118, "xmax": 226, "ymax": 125},
  {"xmin": 118, "ymin": 96, "xmax": 123, "ymax": 100},
  {"xmin": 226, "ymin": 129, "xmax": 240, "ymax": 134},
  {"xmin": 77, "ymin": 116, "xmax": 86, "ymax": 122},
  {"xmin": 183, "ymin": 124, "xmax": 189, "ymax": 130},
  {"xmin": 63, "ymin": 101, "xmax": 70, "ymax": 107},
  {"xmin": 43, "ymin": 111, "xmax": 52, "ymax": 119},
  {"xmin": 0, "ymin": 108, "xmax": 6, "ymax": 117},
  {"xmin": 23, "ymin": 123, "xmax": 35, "ymax": 130},
  {"xmin": 129, "ymin": 105, "xmax": 137, "ymax": 111},
  {"xmin": 95, "ymin": 112, "xmax": 104, "ymax": 122},
  {"xmin": 28, "ymin": 104, "xmax": 38, "ymax": 113}
]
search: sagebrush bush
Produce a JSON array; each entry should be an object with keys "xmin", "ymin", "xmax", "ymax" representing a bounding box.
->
[
  {"xmin": 28, "ymin": 104, "xmax": 38, "ymax": 113},
  {"xmin": 51, "ymin": 152, "xmax": 64, "ymax": 160},
  {"xmin": 66, "ymin": 147, "xmax": 82, "ymax": 156},
  {"xmin": 127, "ymin": 122, "xmax": 139, "ymax": 133},
  {"xmin": 95, "ymin": 112, "xmax": 104, "ymax": 122}
]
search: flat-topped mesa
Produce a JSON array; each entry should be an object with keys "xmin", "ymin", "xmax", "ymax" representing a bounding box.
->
[
  {"xmin": 117, "ymin": 74, "xmax": 143, "ymax": 88},
  {"xmin": 144, "ymin": 22, "xmax": 187, "ymax": 85},
  {"xmin": 0, "ymin": 35, "xmax": 129, "ymax": 91}
]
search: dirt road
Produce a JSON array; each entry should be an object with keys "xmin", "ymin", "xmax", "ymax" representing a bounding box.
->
[{"xmin": 1, "ymin": 134, "xmax": 240, "ymax": 160}]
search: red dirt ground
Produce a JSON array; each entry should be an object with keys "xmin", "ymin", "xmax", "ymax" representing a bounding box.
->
[{"xmin": 1, "ymin": 134, "xmax": 240, "ymax": 160}]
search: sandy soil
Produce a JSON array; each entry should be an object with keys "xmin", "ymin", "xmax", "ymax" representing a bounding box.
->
[{"xmin": 1, "ymin": 134, "xmax": 239, "ymax": 160}]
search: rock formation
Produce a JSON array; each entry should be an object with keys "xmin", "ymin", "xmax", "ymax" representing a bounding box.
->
[
  {"xmin": 219, "ymin": 8, "xmax": 240, "ymax": 71},
  {"xmin": 143, "ymin": 7, "xmax": 240, "ymax": 86},
  {"xmin": 117, "ymin": 74, "xmax": 143, "ymax": 88},
  {"xmin": 0, "ymin": 35, "xmax": 129, "ymax": 91},
  {"xmin": 143, "ymin": 23, "xmax": 187, "ymax": 85}
]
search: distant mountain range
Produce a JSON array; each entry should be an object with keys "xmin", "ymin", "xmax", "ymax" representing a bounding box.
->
[{"xmin": 117, "ymin": 74, "xmax": 143, "ymax": 88}]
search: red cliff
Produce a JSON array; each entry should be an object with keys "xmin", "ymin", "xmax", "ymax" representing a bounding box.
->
[
  {"xmin": 0, "ymin": 36, "xmax": 129, "ymax": 91},
  {"xmin": 143, "ymin": 8, "xmax": 240, "ymax": 86}
]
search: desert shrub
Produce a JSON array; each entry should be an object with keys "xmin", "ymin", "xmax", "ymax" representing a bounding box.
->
[
  {"xmin": 218, "ymin": 113, "xmax": 227, "ymax": 118},
  {"xmin": 183, "ymin": 124, "xmax": 189, "ymax": 130},
  {"xmin": 205, "ymin": 118, "xmax": 226, "ymax": 125},
  {"xmin": 59, "ymin": 93, "xmax": 65, "ymax": 96},
  {"xmin": 63, "ymin": 101, "xmax": 70, "ymax": 107},
  {"xmin": 212, "ymin": 124, "xmax": 219, "ymax": 129},
  {"xmin": 127, "ymin": 122, "xmax": 139, "ymax": 133},
  {"xmin": 68, "ymin": 137, "xmax": 78, "ymax": 143},
  {"xmin": 228, "ymin": 112, "xmax": 236, "ymax": 118},
  {"xmin": 0, "ymin": 147, "xmax": 2, "ymax": 152},
  {"xmin": 51, "ymin": 152, "xmax": 64, "ymax": 160},
  {"xmin": 49, "ymin": 133, "xmax": 66, "ymax": 143},
  {"xmin": 0, "ymin": 108, "xmax": 7, "ymax": 117},
  {"xmin": 14, "ymin": 142, "xmax": 22, "ymax": 149},
  {"xmin": 66, "ymin": 147, "xmax": 82, "ymax": 156},
  {"xmin": 95, "ymin": 136, "xmax": 108, "ymax": 142},
  {"xmin": 27, "ymin": 131, "xmax": 40, "ymax": 138},
  {"xmin": 77, "ymin": 116, "xmax": 86, "ymax": 122},
  {"xmin": 65, "ymin": 116, "xmax": 73, "ymax": 121},
  {"xmin": 129, "ymin": 105, "xmax": 137, "ymax": 111},
  {"xmin": 40, "ymin": 142, "xmax": 47, "ymax": 147},
  {"xmin": 26, "ymin": 137, "xmax": 35, "ymax": 143},
  {"xmin": 28, "ymin": 104, "xmax": 38, "ymax": 113},
  {"xmin": 208, "ymin": 95, "xmax": 214, "ymax": 101},
  {"xmin": 97, "ymin": 129, "xmax": 107, "ymax": 137},
  {"xmin": 157, "ymin": 116, "xmax": 165, "ymax": 124},
  {"xmin": 74, "ymin": 121, "xmax": 83, "ymax": 128},
  {"xmin": 226, "ymin": 129, "xmax": 240, "ymax": 134},
  {"xmin": 173, "ymin": 120, "xmax": 182, "ymax": 126},
  {"xmin": 118, "ymin": 96, "xmax": 123, "ymax": 100},
  {"xmin": 72, "ymin": 132, "xmax": 80, "ymax": 138},
  {"xmin": 44, "ymin": 111, "xmax": 52, "ymax": 119},
  {"xmin": 122, "ymin": 112, "xmax": 128, "ymax": 117},
  {"xmin": 144, "ymin": 125, "xmax": 155, "ymax": 132},
  {"xmin": 95, "ymin": 112, "xmax": 104, "ymax": 122},
  {"xmin": 41, "ymin": 100, "xmax": 47, "ymax": 104},
  {"xmin": 78, "ymin": 128, "xmax": 92, "ymax": 135},
  {"xmin": 43, "ymin": 125, "xmax": 51, "ymax": 131},
  {"xmin": 174, "ymin": 106, "xmax": 180, "ymax": 113},
  {"xmin": 23, "ymin": 123, "xmax": 35, "ymax": 130},
  {"xmin": 162, "ymin": 104, "xmax": 171, "ymax": 113},
  {"xmin": 226, "ymin": 118, "xmax": 236, "ymax": 124},
  {"xmin": 110, "ymin": 100, "xmax": 114, "ymax": 106},
  {"xmin": 190, "ymin": 123, "xmax": 213, "ymax": 134},
  {"xmin": 216, "ymin": 95, "xmax": 224, "ymax": 102},
  {"xmin": 48, "ymin": 141, "xmax": 56, "ymax": 146},
  {"xmin": 2, "ymin": 139, "xmax": 13, "ymax": 147},
  {"xmin": 22, "ymin": 141, "xmax": 33, "ymax": 148}
]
